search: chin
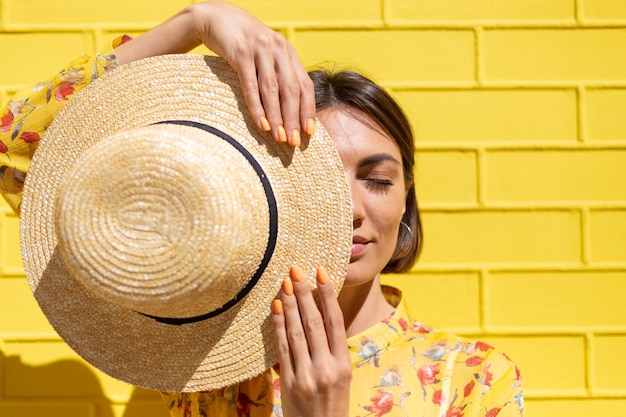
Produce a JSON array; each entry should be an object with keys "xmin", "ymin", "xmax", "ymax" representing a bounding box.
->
[{"xmin": 342, "ymin": 261, "xmax": 383, "ymax": 288}]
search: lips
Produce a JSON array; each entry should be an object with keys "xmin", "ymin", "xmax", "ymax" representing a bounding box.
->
[{"xmin": 351, "ymin": 236, "xmax": 369, "ymax": 258}]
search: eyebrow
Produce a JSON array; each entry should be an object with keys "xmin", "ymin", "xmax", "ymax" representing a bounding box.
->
[{"xmin": 358, "ymin": 153, "xmax": 402, "ymax": 169}]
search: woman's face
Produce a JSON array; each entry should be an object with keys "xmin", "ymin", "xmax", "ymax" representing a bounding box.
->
[{"xmin": 318, "ymin": 108, "xmax": 407, "ymax": 286}]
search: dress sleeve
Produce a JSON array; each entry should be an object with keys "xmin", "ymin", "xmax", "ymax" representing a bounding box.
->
[
  {"xmin": 480, "ymin": 350, "xmax": 525, "ymax": 417},
  {"xmin": 0, "ymin": 35, "xmax": 132, "ymax": 215}
]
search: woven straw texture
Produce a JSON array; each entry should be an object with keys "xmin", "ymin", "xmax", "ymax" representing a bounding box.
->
[{"xmin": 20, "ymin": 55, "xmax": 352, "ymax": 392}]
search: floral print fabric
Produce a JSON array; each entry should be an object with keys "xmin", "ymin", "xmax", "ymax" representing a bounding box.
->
[
  {"xmin": 0, "ymin": 35, "xmax": 130, "ymax": 214},
  {"xmin": 161, "ymin": 287, "xmax": 524, "ymax": 417},
  {"xmin": 0, "ymin": 40, "xmax": 523, "ymax": 417}
]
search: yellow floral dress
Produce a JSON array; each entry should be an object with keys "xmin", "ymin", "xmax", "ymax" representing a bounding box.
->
[
  {"xmin": 0, "ymin": 35, "xmax": 130, "ymax": 214},
  {"xmin": 0, "ymin": 39, "xmax": 524, "ymax": 417},
  {"xmin": 161, "ymin": 287, "xmax": 523, "ymax": 417}
]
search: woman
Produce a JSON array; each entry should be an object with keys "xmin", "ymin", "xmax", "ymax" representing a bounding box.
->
[{"xmin": 0, "ymin": 1, "xmax": 523, "ymax": 416}]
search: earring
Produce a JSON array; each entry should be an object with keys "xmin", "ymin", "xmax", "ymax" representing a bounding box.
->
[{"xmin": 400, "ymin": 221, "xmax": 412, "ymax": 237}]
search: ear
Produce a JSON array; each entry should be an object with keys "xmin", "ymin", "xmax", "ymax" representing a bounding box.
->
[{"xmin": 402, "ymin": 179, "xmax": 413, "ymax": 216}]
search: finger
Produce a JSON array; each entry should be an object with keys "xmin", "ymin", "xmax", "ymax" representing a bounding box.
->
[
  {"xmin": 270, "ymin": 299, "xmax": 295, "ymax": 376},
  {"xmin": 254, "ymin": 36, "xmax": 285, "ymax": 143},
  {"xmin": 288, "ymin": 45, "xmax": 316, "ymax": 136},
  {"xmin": 315, "ymin": 267, "xmax": 349, "ymax": 356},
  {"xmin": 280, "ymin": 276, "xmax": 313, "ymax": 368},
  {"xmin": 289, "ymin": 266, "xmax": 332, "ymax": 359},
  {"xmin": 229, "ymin": 46, "xmax": 270, "ymax": 135},
  {"xmin": 274, "ymin": 56, "xmax": 302, "ymax": 147}
]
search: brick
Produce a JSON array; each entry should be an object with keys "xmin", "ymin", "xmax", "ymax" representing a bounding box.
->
[
  {"xmin": 593, "ymin": 334, "xmax": 626, "ymax": 390},
  {"xmin": 0, "ymin": 279, "xmax": 55, "ymax": 333},
  {"xmin": 485, "ymin": 149, "xmax": 626, "ymax": 202},
  {"xmin": 231, "ymin": 0, "xmax": 381, "ymax": 23},
  {"xmin": 393, "ymin": 89, "xmax": 576, "ymax": 142},
  {"xmin": 0, "ymin": 33, "xmax": 93, "ymax": 86},
  {"xmin": 295, "ymin": 30, "xmax": 475, "ymax": 82},
  {"xmin": 590, "ymin": 210, "xmax": 626, "ymax": 263},
  {"xmin": 483, "ymin": 28, "xmax": 626, "ymax": 81},
  {"xmin": 0, "ymin": 403, "xmax": 94, "ymax": 417},
  {"xmin": 526, "ymin": 398, "xmax": 626, "ymax": 417},
  {"xmin": 7, "ymin": 0, "xmax": 189, "ymax": 24},
  {"xmin": 121, "ymin": 397, "xmax": 170, "ymax": 417},
  {"xmin": 387, "ymin": 0, "xmax": 575, "ymax": 21},
  {"xmin": 581, "ymin": 0, "xmax": 626, "ymax": 20},
  {"xmin": 485, "ymin": 270, "xmax": 626, "ymax": 328},
  {"xmin": 0, "ymin": 209, "xmax": 24, "ymax": 275},
  {"xmin": 414, "ymin": 150, "xmax": 477, "ymax": 204},
  {"xmin": 2, "ymin": 339, "xmax": 133, "ymax": 399},
  {"xmin": 418, "ymin": 210, "xmax": 580, "ymax": 264},
  {"xmin": 586, "ymin": 88, "xmax": 626, "ymax": 140},
  {"xmin": 381, "ymin": 271, "xmax": 480, "ymax": 330},
  {"xmin": 485, "ymin": 335, "xmax": 586, "ymax": 393}
]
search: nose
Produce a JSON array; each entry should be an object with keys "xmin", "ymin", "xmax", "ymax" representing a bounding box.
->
[{"xmin": 351, "ymin": 183, "xmax": 365, "ymax": 229}]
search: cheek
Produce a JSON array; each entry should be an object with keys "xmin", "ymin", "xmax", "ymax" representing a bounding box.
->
[{"xmin": 370, "ymin": 192, "xmax": 406, "ymax": 231}]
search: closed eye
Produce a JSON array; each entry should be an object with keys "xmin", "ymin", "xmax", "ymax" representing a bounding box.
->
[{"xmin": 364, "ymin": 178, "xmax": 393, "ymax": 194}]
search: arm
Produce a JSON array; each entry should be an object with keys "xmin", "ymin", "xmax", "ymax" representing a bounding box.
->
[
  {"xmin": 0, "ymin": 38, "xmax": 124, "ymax": 214},
  {"xmin": 1, "ymin": 0, "xmax": 315, "ymax": 214}
]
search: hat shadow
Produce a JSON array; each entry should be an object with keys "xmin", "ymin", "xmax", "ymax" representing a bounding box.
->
[
  {"xmin": 0, "ymin": 349, "xmax": 168, "ymax": 416},
  {"xmin": 33, "ymin": 245, "xmax": 245, "ymax": 391}
]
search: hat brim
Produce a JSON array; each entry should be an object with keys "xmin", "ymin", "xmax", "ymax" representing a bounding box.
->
[{"xmin": 20, "ymin": 55, "xmax": 352, "ymax": 392}]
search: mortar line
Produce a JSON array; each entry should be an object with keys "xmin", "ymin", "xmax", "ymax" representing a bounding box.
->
[
  {"xmin": 478, "ymin": 267, "xmax": 488, "ymax": 332},
  {"xmin": 580, "ymin": 207, "xmax": 591, "ymax": 266},
  {"xmin": 476, "ymin": 147, "xmax": 487, "ymax": 207},
  {"xmin": 576, "ymin": 85, "xmax": 587, "ymax": 144},
  {"xmin": 380, "ymin": 0, "xmax": 388, "ymax": 27},
  {"xmin": 93, "ymin": 28, "xmax": 104, "ymax": 55},
  {"xmin": 585, "ymin": 331, "xmax": 595, "ymax": 395},
  {"xmin": 474, "ymin": 26, "xmax": 484, "ymax": 86}
]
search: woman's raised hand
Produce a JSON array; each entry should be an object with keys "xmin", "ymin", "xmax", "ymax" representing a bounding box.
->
[
  {"xmin": 271, "ymin": 266, "xmax": 352, "ymax": 417},
  {"xmin": 114, "ymin": 1, "xmax": 315, "ymax": 146}
]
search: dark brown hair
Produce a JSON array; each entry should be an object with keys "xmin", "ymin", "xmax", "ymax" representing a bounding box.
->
[{"xmin": 309, "ymin": 69, "xmax": 422, "ymax": 273}]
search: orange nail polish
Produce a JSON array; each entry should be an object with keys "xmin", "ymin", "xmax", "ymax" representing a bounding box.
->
[
  {"xmin": 290, "ymin": 265, "xmax": 304, "ymax": 282},
  {"xmin": 272, "ymin": 299, "xmax": 283, "ymax": 315},
  {"xmin": 290, "ymin": 129, "xmax": 301, "ymax": 147},
  {"xmin": 305, "ymin": 118, "xmax": 316, "ymax": 136},
  {"xmin": 316, "ymin": 267, "xmax": 329, "ymax": 285},
  {"xmin": 282, "ymin": 278, "xmax": 293, "ymax": 295},
  {"xmin": 260, "ymin": 116, "xmax": 271, "ymax": 132},
  {"xmin": 277, "ymin": 125, "xmax": 287, "ymax": 143}
]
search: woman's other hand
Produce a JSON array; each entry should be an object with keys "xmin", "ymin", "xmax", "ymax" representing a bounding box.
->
[
  {"xmin": 271, "ymin": 266, "xmax": 352, "ymax": 417},
  {"xmin": 115, "ymin": 1, "xmax": 315, "ymax": 145}
]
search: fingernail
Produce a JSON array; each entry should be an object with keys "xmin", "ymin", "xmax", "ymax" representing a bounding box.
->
[
  {"xmin": 305, "ymin": 118, "xmax": 316, "ymax": 136},
  {"xmin": 316, "ymin": 267, "xmax": 329, "ymax": 285},
  {"xmin": 290, "ymin": 129, "xmax": 301, "ymax": 147},
  {"xmin": 272, "ymin": 299, "xmax": 283, "ymax": 315},
  {"xmin": 260, "ymin": 116, "xmax": 271, "ymax": 132},
  {"xmin": 282, "ymin": 278, "xmax": 293, "ymax": 295},
  {"xmin": 290, "ymin": 265, "xmax": 304, "ymax": 282},
  {"xmin": 277, "ymin": 125, "xmax": 287, "ymax": 143}
]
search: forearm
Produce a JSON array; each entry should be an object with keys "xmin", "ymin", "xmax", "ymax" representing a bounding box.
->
[{"xmin": 114, "ymin": 3, "xmax": 206, "ymax": 65}]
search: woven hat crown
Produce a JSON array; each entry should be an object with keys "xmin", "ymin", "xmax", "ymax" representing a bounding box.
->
[{"xmin": 55, "ymin": 122, "xmax": 272, "ymax": 319}]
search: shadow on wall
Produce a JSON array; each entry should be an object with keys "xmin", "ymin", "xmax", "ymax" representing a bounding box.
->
[{"xmin": 1, "ymin": 350, "xmax": 169, "ymax": 417}]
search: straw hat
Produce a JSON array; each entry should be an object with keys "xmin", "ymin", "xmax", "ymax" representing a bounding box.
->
[{"xmin": 20, "ymin": 54, "xmax": 352, "ymax": 392}]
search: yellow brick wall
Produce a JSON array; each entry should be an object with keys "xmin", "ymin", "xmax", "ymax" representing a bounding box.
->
[{"xmin": 1, "ymin": 0, "xmax": 625, "ymax": 415}]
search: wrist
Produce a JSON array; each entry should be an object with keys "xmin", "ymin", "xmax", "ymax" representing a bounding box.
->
[{"xmin": 185, "ymin": 2, "xmax": 215, "ymax": 48}]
